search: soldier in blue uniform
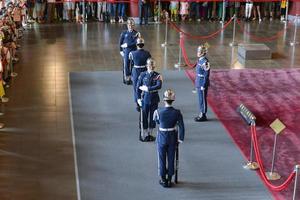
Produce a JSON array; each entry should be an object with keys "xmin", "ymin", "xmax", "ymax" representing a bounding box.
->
[
  {"xmin": 128, "ymin": 37, "xmax": 151, "ymax": 111},
  {"xmin": 119, "ymin": 18, "xmax": 140, "ymax": 85},
  {"xmin": 194, "ymin": 44, "xmax": 210, "ymax": 122},
  {"xmin": 136, "ymin": 58, "xmax": 162, "ymax": 142},
  {"xmin": 153, "ymin": 89, "xmax": 185, "ymax": 188}
]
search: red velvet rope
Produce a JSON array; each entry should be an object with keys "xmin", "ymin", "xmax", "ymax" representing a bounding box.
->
[
  {"xmin": 169, "ymin": 17, "xmax": 233, "ymax": 40},
  {"xmin": 251, "ymin": 125, "xmax": 296, "ymax": 191},
  {"xmin": 236, "ymin": 19, "xmax": 292, "ymax": 42},
  {"xmin": 180, "ymin": 36, "xmax": 197, "ymax": 68}
]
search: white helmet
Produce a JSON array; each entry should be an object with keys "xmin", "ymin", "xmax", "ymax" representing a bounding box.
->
[
  {"xmin": 127, "ymin": 18, "xmax": 135, "ymax": 26},
  {"xmin": 146, "ymin": 58, "xmax": 156, "ymax": 67},
  {"xmin": 137, "ymin": 37, "xmax": 144, "ymax": 45},
  {"xmin": 163, "ymin": 89, "xmax": 175, "ymax": 101},
  {"xmin": 197, "ymin": 44, "xmax": 208, "ymax": 55}
]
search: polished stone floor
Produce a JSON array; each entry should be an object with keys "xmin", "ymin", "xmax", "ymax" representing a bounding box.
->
[{"xmin": 0, "ymin": 20, "xmax": 299, "ymax": 200}]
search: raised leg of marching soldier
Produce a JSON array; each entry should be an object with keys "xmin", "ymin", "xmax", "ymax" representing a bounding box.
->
[{"xmin": 123, "ymin": 49, "xmax": 132, "ymax": 85}]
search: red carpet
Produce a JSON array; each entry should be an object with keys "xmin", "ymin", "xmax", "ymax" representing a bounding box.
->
[{"xmin": 186, "ymin": 69, "xmax": 300, "ymax": 200}]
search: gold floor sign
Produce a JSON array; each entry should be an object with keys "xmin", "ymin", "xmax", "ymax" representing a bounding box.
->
[{"xmin": 270, "ymin": 118, "xmax": 286, "ymax": 134}]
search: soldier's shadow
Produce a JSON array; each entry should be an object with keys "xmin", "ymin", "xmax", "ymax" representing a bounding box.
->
[
  {"xmin": 172, "ymin": 181, "xmax": 209, "ymax": 190},
  {"xmin": 173, "ymin": 181, "xmax": 232, "ymax": 191}
]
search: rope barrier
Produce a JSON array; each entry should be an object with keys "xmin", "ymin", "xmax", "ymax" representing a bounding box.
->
[
  {"xmin": 180, "ymin": 36, "xmax": 197, "ymax": 68},
  {"xmin": 251, "ymin": 125, "xmax": 296, "ymax": 191},
  {"xmin": 169, "ymin": 17, "xmax": 233, "ymax": 40},
  {"xmin": 236, "ymin": 19, "xmax": 292, "ymax": 42}
]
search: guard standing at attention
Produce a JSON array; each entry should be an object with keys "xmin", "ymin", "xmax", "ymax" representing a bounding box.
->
[
  {"xmin": 153, "ymin": 89, "xmax": 185, "ymax": 188},
  {"xmin": 136, "ymin": 58, "xmax": 162, "ymax": 142},
  {"xmin": 129, "ymin": 37, "xmax": 151, "ymax": 111},
  {"xmin": 194, "ymin": 44, "xmax": 210, "ymax": 122},
  {"xmin": 119, "ymin": 18, "xmax": 140, "ymax": 85}
]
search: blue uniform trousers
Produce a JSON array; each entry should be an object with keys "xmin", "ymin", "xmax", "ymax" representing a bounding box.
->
[
  {"xmin": 157, "ymin": 131, "xmax": 177, "ymax": 177},
  {"xmin": 132, "ymin": 67, "xmax": 146, "ymax": 102},
  {"xmin": 139, "ymin": 4, "xmax": 149, "ymax": 25},
  {"xmin": 197, "ymin": 88, "xmax": 208, "ymax": 114},
  {"xmin": 142, "ymin": 103, "xmax": 158, "ymax": 129},
  {"xmin": 123, "ymin": 49, "xmax": 132, "ymax": 77}
]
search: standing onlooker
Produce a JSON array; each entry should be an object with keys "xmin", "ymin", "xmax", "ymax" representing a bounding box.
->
[
  {"xmin": 180, "ymin": 1, "xmax": 189, "ymax": 21},
  {"xmin": 117, "ymin": 2, "xmax": 126, "ymax": 23},
  {"xmin": 35, "ymin": 0, "xmax": 45, "ymax": 22},
  {"xmin": 55, "ymin": 0, "xmax": 63, "ymax": 21},
  {"xmin": 253, "ymin": 1, "xmax": 262, "ymax": 22},
  {"xmin": 280, "ymin": 0, "xmax": 287, "ymax": 21},
  {"xmin": 189, "ymin": 2, "xmax": 200, "ymax": 21},
  {"xmin": 26, "ymin": 0, "xmax": 35, "ymax": 22},
  {"xmin": 245, "ymin": 0, "xmax": 253, "ymax": 21},
  {"xmin": 108, "ymin": 0, "xmax": 116, "ymax": 23},
  {"xmin": 139, "ymin": 0, "xmax": 150, "ymax": 25},
  {"xmin": 97, "ymin": 1, "xmax": 107, "ymax": 22},
  {"xmin": 64, "ymin": 0, "xmax": 75, "ymax": 22},
  {"xmin": 46, "ymin": 0, "xmax": 55, "ymax": 23},
  {"xmin": 169, "ymin": 1, "xmax": 178, "ymax": 22}
]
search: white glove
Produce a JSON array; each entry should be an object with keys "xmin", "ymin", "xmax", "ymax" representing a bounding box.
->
[
  {"xmin": 137, "ymin": 99, "xmax": 142, "ymax": 107},
  {"xmin": 200, "ymin": 86, "xmax": 205, "ymax": 91},
  {"xmin": 120, "ymin": 51, "xmax": 124, "ymax": 57},
  {"xmin": 121, "ymin": 43, "xmax": 128, "ymax": 48},
  {"xmin": 139, "ymin": 85, "xmax": 148, "ymax": 92},
  {"xmin": 178, "ymin": 140, "xmax": 183, "ymax": 144}
]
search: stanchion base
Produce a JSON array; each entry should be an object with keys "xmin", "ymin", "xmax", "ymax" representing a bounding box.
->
[
  {"xmin": 11, "ymin": 72, "xmax": 18, "ymax": 77},
  {"xmin": 290, "ymin": 41, "xmax": 299, "ymax": 46},
  {"xmin": 243, "ymin": 161, "xmax": 259, "ymax": 170},
  {"xmin": 0, "ymin": 123, "xmax": 4, "ymax": 129},
  {"xmin": 1, "ymin": 97, "xmax": 9, "ymax": 103},
  {"xmin": 174, "ymin": 63, "xmax": 186, "ymax": 69},
  {"xmin": 161, "ymin": 43, "xmax": 167, "ymax": 47},
  {"xmin": 265, "ymin": 172, "xmax": 281, "ymax": 180},
  {"xmin": 229, "ymin": 42, "xmax": 238, "ymax": 47}
]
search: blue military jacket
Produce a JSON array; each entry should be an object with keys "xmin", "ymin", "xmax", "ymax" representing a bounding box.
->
[
  {"xmin": 129, "ymin": 49, "xmax": 151, "ymax": 67},
  {"xmin": 136, "ymin": 71, "xmax": 162, "ymax": 104},
  {"xmin": 195, "ymin": 56, "xmax": 210, "ymax": 88},
  {"xmin": 119, "ymin": 29, "xmax": 139, "ymax": 52},
  {"xmin": 154, "ymin": 106, "xmax": 185, "ymax": 141}
]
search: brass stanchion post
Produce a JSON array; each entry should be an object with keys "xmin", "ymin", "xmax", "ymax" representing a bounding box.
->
[
  {"xmin": 243, "ymin": 123, "xmax": 259, "ymax": 170},
  {"xmin": 229, "ymin": 15, "xmax": 237, "ymax": 47},
  {"xmin": 161, "ymin": 12, "xmax": 169, "ymax": 47},
  {"xmin": 293, "ymin": 165, "xmax": 299, "ymax": 200},
  {"xmin": 174, "ymin": 32, "xmax": 186, "ymax": 69},
  {"xmin": 290, "ymin": 15, "xmax": 299, "ymax": 46}
]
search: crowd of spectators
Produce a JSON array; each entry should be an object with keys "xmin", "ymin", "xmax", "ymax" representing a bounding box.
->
[{"xmin": 0, "ymin": 1, "xmax": 290, "ymax": 25}]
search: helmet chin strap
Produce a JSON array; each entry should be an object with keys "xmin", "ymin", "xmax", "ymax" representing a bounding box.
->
[{"xmin": 147, "ymin": 68, "xmax": 153, "ymax": 73}]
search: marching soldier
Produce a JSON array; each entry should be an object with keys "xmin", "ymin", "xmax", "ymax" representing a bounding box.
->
[
  {"xmin": 153, "ymin": 89, "xmax": 185, "ymax": 188},
  {"xmin": 129, "ymin": 37, "xmax": 151, "ymax": 111},
  {"xmin": 194, "ymin": 44, "xmax": 210, "ymax": 122},
  {"xmin": 119, "ymin": 18, "xmax": 140, "ymax": 85},
  {"xmin": 136, "ymin": 58, "xmax": 162, "ymax": 142}
]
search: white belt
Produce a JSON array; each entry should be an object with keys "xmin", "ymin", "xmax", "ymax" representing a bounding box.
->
[
  {"xmin": 197, "ymin": 74, "xmax": 204, "ymax": 77},
  {"xmin": 134, "ymin": 65, "xmax": 146, "ymax": 68},
  {"xmin": 159, "ymin": 127, "xmax": 176, "ymax": 131}
]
